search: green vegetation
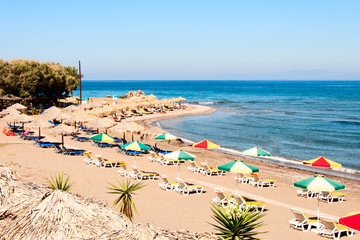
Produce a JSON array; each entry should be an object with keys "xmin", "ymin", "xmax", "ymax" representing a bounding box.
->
[
  {"xmin": 107, "ymin": 179, "xmax": 145, "ymax": 222},
  {"xmin": 209, "ymin": 204, "xmax": 265, "ymax": 240},
  {"xmin": 0, "ymin": 59, "xmax": 81, "ymax": 98},
  {"xmin": 49, "ymin": 173, "xmax": 73, "ymax": 192}
]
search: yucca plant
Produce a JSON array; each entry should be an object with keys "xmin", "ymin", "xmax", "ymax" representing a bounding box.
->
[
  {"xmin": 49, "ymin": 173, "xmax": 73, "ymax": 192},
  {"xmin": 209, "ymin": 204, "xmax": 265, "ymax": 240},
  {"xmin": 107, "ymin": 179, "xmax": 145, "ymax": 222}
]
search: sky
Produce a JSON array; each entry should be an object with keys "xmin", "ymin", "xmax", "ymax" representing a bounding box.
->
[{"xmin": 1, "ymin": 0, "xmax": 359, "ymax": 80}]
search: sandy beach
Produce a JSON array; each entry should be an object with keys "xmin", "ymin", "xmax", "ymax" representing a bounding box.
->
[{"xmin": 1, "ymin": 104, "xmax": 359, "ymax": 240}]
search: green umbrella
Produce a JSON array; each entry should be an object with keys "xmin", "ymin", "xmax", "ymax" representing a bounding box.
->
[
  {"xmin": 218, "ymin": 160, "xmax": 259, "ymax": 192},
  {"xmin": 154, "ymin": 132, "xmax": 178, "ymax": 140},
  {"xmin": 90, "ymin": 133, "xmax": 114, "ymax": 143},
  {"xmin": 294, "ymin": 175, "xmax": 345, "ymax": 223},
  {"xmin": 242, "ymin": 146, "xmax": 270, "ymax": 157},
  {"xmin": 120, "ymin": 141, "xmax": 151, "ymax": 165},
  {"xmin": 163, "ymin": 150, "xmax": 196, "ymax": 177}
]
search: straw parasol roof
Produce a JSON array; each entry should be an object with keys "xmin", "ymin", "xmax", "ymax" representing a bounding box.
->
[
  {"xmin": 63, "ymin": 105, "xmax": 79, "ymax": 112},
  {"xmin": 50, "ymin": 124, "xmax": 78, "ymax": 136},
  {"xmin": 107, "ymin": 122, "xmax": 145, "ymax": 134},
  {"xmin": 0, "ymin": 190, "xmax": 129, "ymax": 239},
  {"xmin": 85, "ymin": 118, "xmax": 115, "ymax": 129},
  {"xmin": 78, "ymin": 103, "xmax": 93, "ymax": 111},
  {"xmin": 28, "ymin": 118, "xmax": 54, "ymax": 128},
  {"xmin": 7, "ymin": 103, "xmax": 27, "ymax": 111},
  {"xmin": 0, "ymin": 108, "xmax": 21, "ymax": 116},
  {"xmin": 64, "ymin": 114, "xmax": 89, "ymax": 124},
  {"xmin": 3, "ymin": 113, "xmax": 34, "ymax": 123},
  {"xmin": 43, "ymin": 106, "xmax": 63, "ymax": 117}
]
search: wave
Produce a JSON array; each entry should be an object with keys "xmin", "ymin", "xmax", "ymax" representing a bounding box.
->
[
  {"xmin": 198, "ymin": 102, "xmax": 215, "ymax": 105},
  {"xmin": 334, "ymin": 120, "xmax": 360, "ymax": 127}
]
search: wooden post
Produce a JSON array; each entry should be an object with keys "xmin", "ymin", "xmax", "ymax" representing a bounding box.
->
[{"xmin": 79, "ymin": 60, "xmax": 82, "ymax": 105}]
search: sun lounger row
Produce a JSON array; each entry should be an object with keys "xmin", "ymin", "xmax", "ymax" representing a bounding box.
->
[
  {"xmin": 235, "ymin": 173, "xmax": 277, "ymax": 188},
  {"xmin": 212, "ymin": 188, "xmax": 267, "ymax": 212},
  {"xmin": 72, "ymin": 134, "xmax": 91, "ymax": 142},
  {"xmin": 117, "ymin": 164, "xmax": 158, "ymax": 180},
  {"xmin": 289, "ymin": 208, "xmax": 353, "ymax": 239},
  {"xmin": 158, "ymin": 174, "xmax": 204, "ymax": 195},
  {"xmin": 152, "ymin": 146, "xmax": 171, "ymax": 155},
  {"xmin": 54, "ymin": 145, "xmax": 85, "ymax": 155},
  {"xmin": 117, "ymin": 146, "xmax": 143, "ymax": 156},
  {"xmin": 297, "ymin": 189, "xmax": 346, "ymax": 203},
  {"xmin": 148, "ymin": 151, "xmax": 180, "ymax": 166},
  {"xmin": 34, "ymin": 139, "xmax": 61, "ymax": 148},
  {"xmin": 83, "ymin": 152, "xmax": 124, "ymax": 168},
  {"xmin": 187, "ymin": 161, "xmax": 224, "ymax": 176}
]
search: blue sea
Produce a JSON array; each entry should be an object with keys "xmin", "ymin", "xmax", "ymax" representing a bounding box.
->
[{"xmin": 73, "ymin": 81, "xmax": 360, "ymax": 170}]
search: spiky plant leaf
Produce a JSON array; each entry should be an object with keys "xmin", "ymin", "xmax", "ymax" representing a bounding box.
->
[
  {"xmin": 208, "ymin": 204, "xmax": 266, "ymax": 240},
  {"xmin": 107, "ymin": 179, "xmax": 145, "ymax": 222},
  {"xmin": 49, "ymin": 173, "xmax": 73, "ymax": 192}
]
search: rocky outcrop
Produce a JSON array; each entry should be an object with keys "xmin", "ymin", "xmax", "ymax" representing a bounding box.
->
[{"xmin": 124, "ymin": 90, "xmax": 145, "ymax": 98}]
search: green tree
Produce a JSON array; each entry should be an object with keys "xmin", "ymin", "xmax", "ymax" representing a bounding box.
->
[
  {"xmin": 107, "ymin": 179, "xmax": 145, "ymax": 222},
  {"xmin": 209, "ymin": 204, "xmax": 265, "ymax": 240},
  {"xmin": 0, "ymin": 59, "xmax": 81, "ymax": 99}
]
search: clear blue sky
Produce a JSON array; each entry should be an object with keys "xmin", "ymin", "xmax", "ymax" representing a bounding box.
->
[{"xmin": 1, "ymin": 0, "xmax": 359, "ymax": 80}]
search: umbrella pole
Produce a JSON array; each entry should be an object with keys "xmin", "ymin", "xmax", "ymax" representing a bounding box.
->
[
  {"xmin": 178, "ymin": 164, "xmax": 180, "ymax": 178},
  {"xmin": 39, "ymin": 127, "xmax": 41, "ymax": 140},
  {"xmin": 134, "ymin": 155, "xmax": 136, "ymax": 165},
  {"xmin": 62, "ymin": 133, "xmax": 64, "ymax": 145}
]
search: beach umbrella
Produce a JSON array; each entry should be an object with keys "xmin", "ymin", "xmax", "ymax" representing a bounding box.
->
[
  {"xmin": 43, "ymin": 106, "xmax": 63, "ymax": 117},
  {"xmin": 294, "ymin": 175, "xmax": 345, "ymax": 223},
  {"xmin": 303, "ymin": 156, "xmax": 341, "ymax": 174},
  {"xmin": 242, "ymin": 146, "xmax": 271, "ymax": 157},
  {"xmin": 90, "ymin": 133, "xmax": 114, "ymax": 143},
  {"xmin": 86, "ymin": 118, "xmax": 115, "ymax": 130},
  {"xmin": 193, "ymin": 139, "xmax": 220, "ymax": 149},
  {"xmin": 7, "ymin": 103, "xmax": 27, "ymax": 111},
  {"xmin": 51, "ymin": 124, "xmax": 78, "ymax": 145},
  {"xmin": 0, "ymin": 108, "xmax": 20, "ymax": 116},
  {"xmin": 121, "ymin": 141, "xmax": 151, "ymax": 165},
  {"xmin": 339, "ymin": 212, "xmax": 360, "ymax": 231},
  {"xmin": 218, "ymin": 160, "xmax": 259, "ymax": 192},
  {"xmin": 63, "ymin": 105, "xmax": 79, "ymax": 112},
  {"xmin": 29, "ymin": 118, "xmax": 54, "ymax": 140},
  {"xmin": 163, "ymin": 150, "xmax": 196, "ymax": 177},
  {"xmin": 154, "ymin": 132, "xmax": 178, "ymax": 141}
]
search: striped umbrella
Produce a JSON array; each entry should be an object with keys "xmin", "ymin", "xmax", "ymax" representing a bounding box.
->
[
  {"xmin": 294, "ymin": 175, "xmax": 345, "ymax": 223},
  {"xmin": 121, "ymin": 141, "xmax": 151, "ymax": 165},
  {"xmin": 339, "ymin": 212, "xmax": 360, "ymax": 231},
  {"xmin": 242, "ymin": 146, "xmax": 270, "ymax": 157},
  {"xmin": 90, "ymin": 133, "xmax": 114, "ymax": 143},
  {"xmin": 163, "ymin": 150, "xmax": 196, "ymax": 177},
  {"xmin": 218, "ymin": 160, "xmax": 259, "ymax": 192},
  {"xmin": 193, "ymin": 139, "xmax": 220, "ymax": 149},
  {"xmin": 218, "ymin": 160, "xmax": 259, "ymax": 173},
  {"xmin": 303, "ymin": 156, "xmax": 341, "ymax": 174},
  {"xmin": 154, "ymin": 132, "xmax": 178, "ymax": 140}
]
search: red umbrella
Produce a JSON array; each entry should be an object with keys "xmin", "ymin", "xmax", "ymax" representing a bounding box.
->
[
  {"xmin": 339, "ymin": 212, "xmax": 360, "ymax": 231},
  {"xmin": 193, "ymin": 139, "xmax": 220, "ymax": 149},
  {"xmin": 303, "ymin": 156, "xmax": 341, "ymax": 174}
]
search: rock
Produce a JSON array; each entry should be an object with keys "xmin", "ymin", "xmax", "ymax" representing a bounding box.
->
[{"xmin": 124, "ymin": 90, "xmax": 145, "ymax": 98}]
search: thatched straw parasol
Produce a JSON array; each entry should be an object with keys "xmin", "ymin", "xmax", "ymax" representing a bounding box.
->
[
  {"xmin": 63, "ymin": 105, "xmax": 79, "ymax": 112},
  {"xmin": 7, "ymin": 103, "xmax": 27, "ymax": 111},
  {"xmin": 0, "ymin": 108, "xmax": 21, "ymax": 116},
  {"xmin": 51, "ymin": 124, "xmax": 78, "ymax": 136},
  {"xmin": 43, "ymin": 106, "xmax": 63, "ymax": 117},
  {"xmin": 0, "ymin": 173, "xmax": 49, "ymax": 211},
  {"xmin": 78, "ymin": 103, "xmax": 93, "ymax": 111},
  {"xmin": 85, "ymin": 118, "xmax": 115, "ymax": 130},
  {"xmin": 4, "ymin": 113, "xmax": 34, "ymax": 123},
  {"xmin": 28, "ymin": 118, "xmax": 53, "ymax": 129},
  {"xmin": 54, "ymin": 112, "xmax": 71, "ymax": 121},
  {"xmin": 107, "ymin": 122, "xmax": 145, "ymax": 135},
  {"xmin": 0, "ymin": 190, "xmax": 129, "ymax": 239}
]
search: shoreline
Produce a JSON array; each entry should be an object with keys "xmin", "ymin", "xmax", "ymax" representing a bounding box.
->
[{"xmin": 135, "ymin": 103, "xmax": 360, "ymax": 181}]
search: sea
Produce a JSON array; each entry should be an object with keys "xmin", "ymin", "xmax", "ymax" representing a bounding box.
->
[{"xmin": 73, "ymin": 80, "xmax": 360, "ymax": 170}]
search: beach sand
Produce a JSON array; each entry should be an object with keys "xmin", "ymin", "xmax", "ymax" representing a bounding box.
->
[{"xmin": 1, "ymin": 104, "xmax": 359, "ymax": 240}]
